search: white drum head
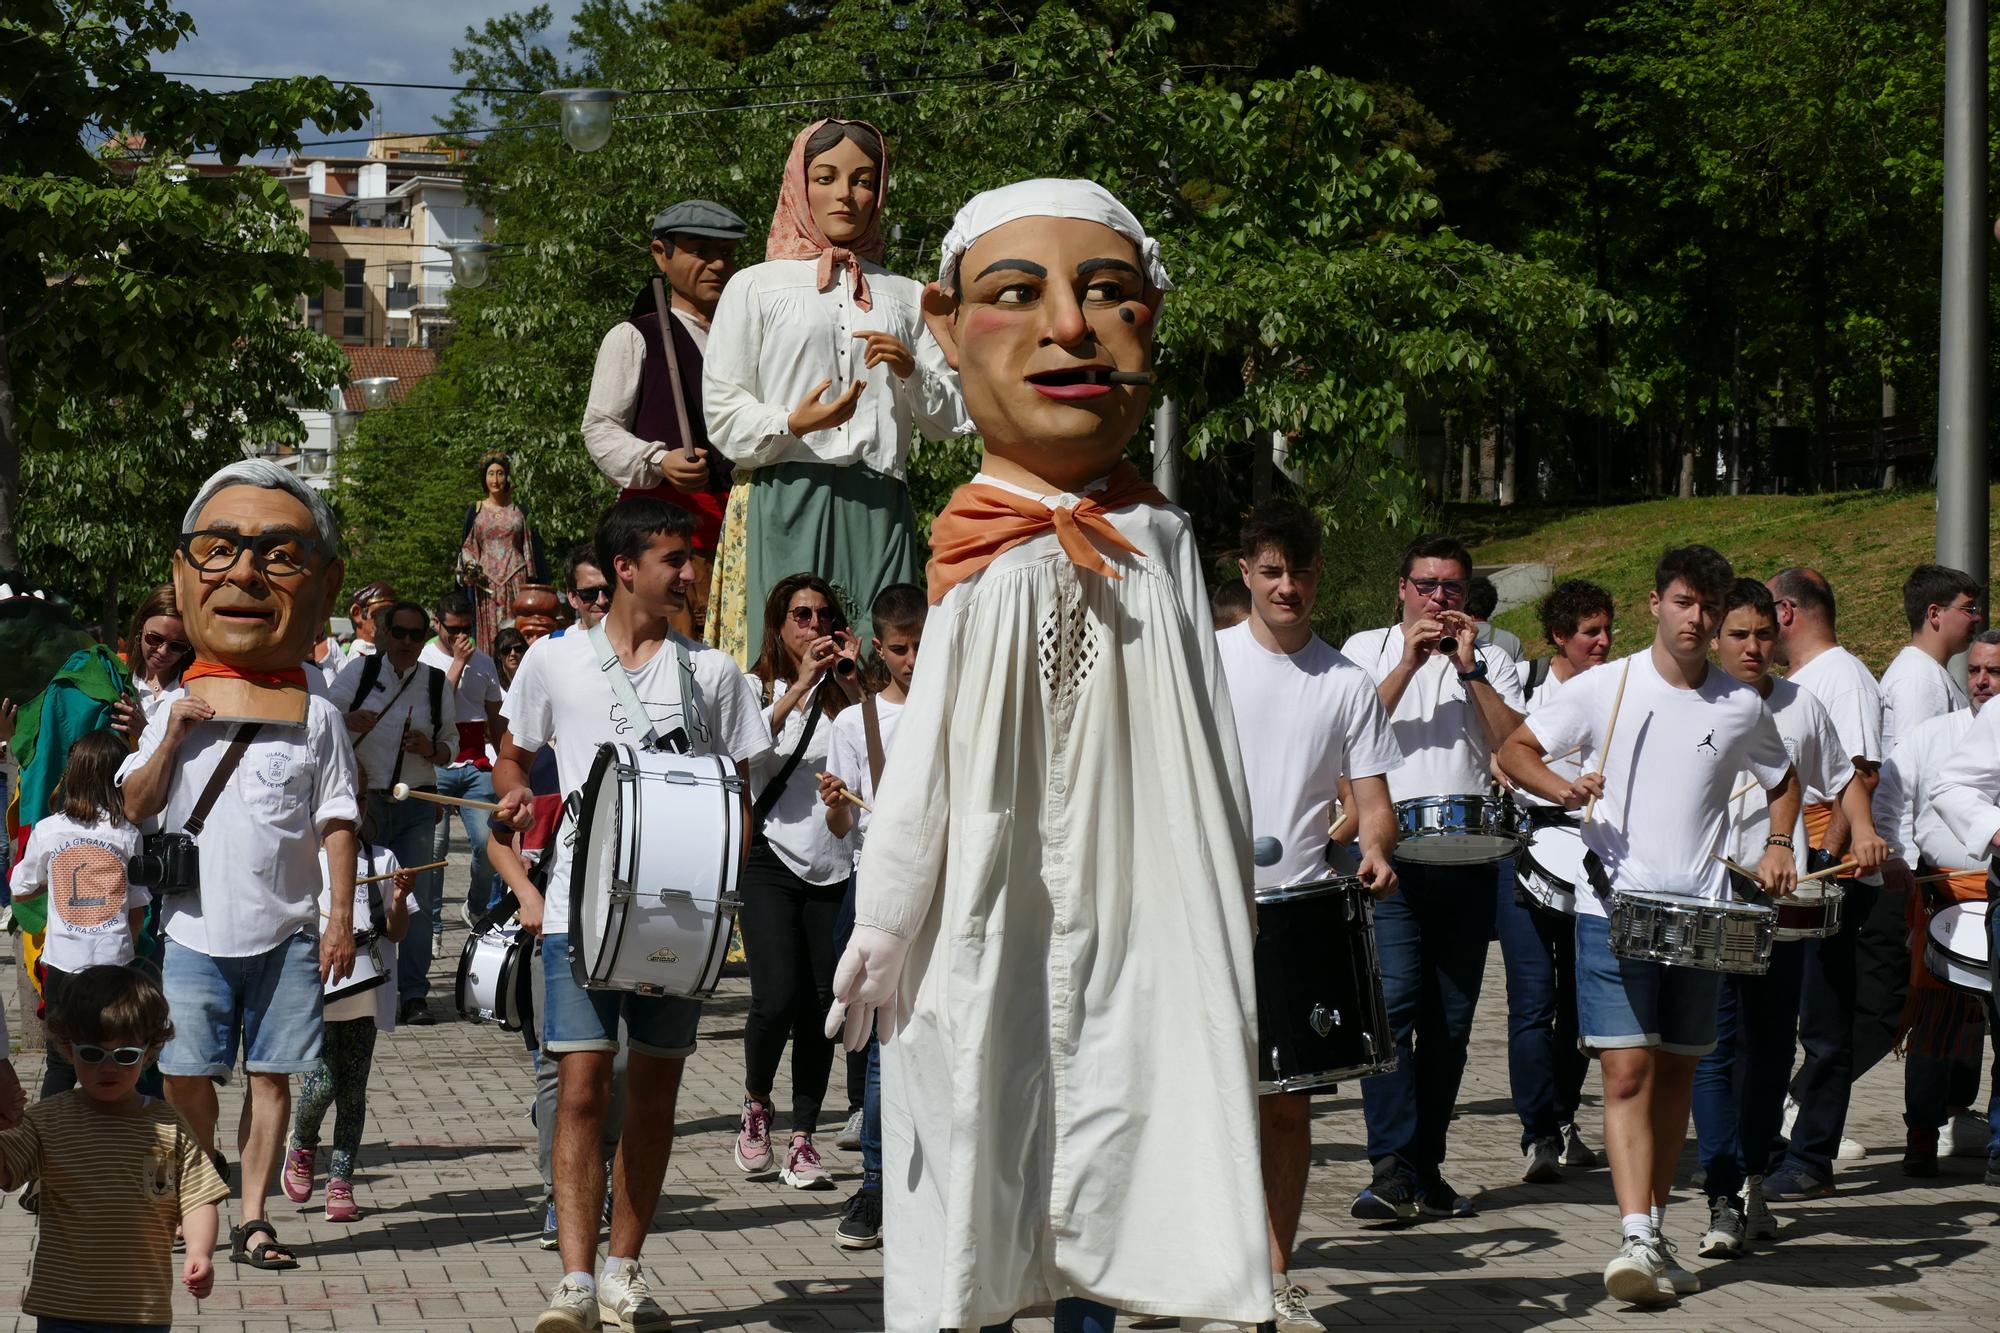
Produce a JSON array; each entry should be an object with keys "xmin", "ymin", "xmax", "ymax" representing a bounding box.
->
[
  {"xmin": 1928, "ymin": 902, "xmax": 1991, "ymax": 969},
  {"xmin": 1526, "ymin": 824, "xmax": 1591, "ymax": 886}
]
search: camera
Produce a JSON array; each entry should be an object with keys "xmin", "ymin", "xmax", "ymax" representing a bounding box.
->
[{"xmin": 127, "ymin": 832, "xmax": 200, "ymax": 894}]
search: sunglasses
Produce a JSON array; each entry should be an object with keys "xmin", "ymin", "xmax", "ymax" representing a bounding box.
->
[
  {"xmin": 386, "ymin": 625, "xmax": 427, "ymax": 642},
  {"xmin": 1407, "ymin": 578, "xmax": 1468, "ymax": 601},
  {"xmin": 501, "ymin": 646, "xmax": 526, "ymax": 658},
  {"xmin": 573, "ymin": 586, "xmax": 612, "ymax": 606},
  {"xmin": 72, "ymin": 1043, "xmax": 153, "ymax": 1067},
  {"xmin": 142, "ymin": 630, "xmax": 191, "ymax": 656},
  {"xmin": 440, "ymin": 621, "xmax": 475, "ymax": 636},
  {"xmin": 787, "ymin": 606, "xmax": 837, "ymax": 627}
]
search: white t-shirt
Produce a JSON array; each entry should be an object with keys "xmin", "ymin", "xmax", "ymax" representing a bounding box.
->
[
  {"xmin": 750, "ymin": 678, "xmax": 855, "ymax": 886},
  {"xmin": 1338, "ymin": 625, "xmax": 1526, "ymax": 803},
  {"xmin": 117, "ymin": 691, "xmax": 361, "ymax": 958},
  {"xmin": 1216, "ymin": 623, "xmax": 1403, "ymax": 888},
  {"xmin": 418, "ymin": 641, "xmax": 505, "ymax": 768},
  {"xmin": 824, "ymin": 694, "xmax": 906, "ymax": 868},
  {"xmin": 1516, "ymin": 664, "xmax": 1594, "ymax": 808},
  {"xmin": 1727, "ymin": 678, "xmax": 1851, "ymax": 870},
  {"xmin": 1878, "ymin": 643, "xmax": 1967, "ymax": 758},
  {"xmin": 8, "ymin": 814, "xmax": 149, "ymax": 972},
  {"xmin": 328, "ymin": 654, "xmax": 456, "ymax": 792},
  {"xmin": 317, "ymin": 844, "xmax": 408, "ymax": 1028},
  {"xmin": 1525, "ymin": 649, "xmax": 1790, "ymax": 916},
  {"xmin": 1786, "ymin": 645, "xmax": 1883, "ymax": 769},
  {"xmin": 500, "ymin": 628, "xmax": 772, "ymax": 932}
]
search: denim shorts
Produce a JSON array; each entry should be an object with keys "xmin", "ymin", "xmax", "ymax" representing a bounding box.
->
[
  {"xmin": 1575, "ymin": 913, "xmax": 1725, "ymax": 1056},
  {"xmin": 540, "ymin": 933, "xmax": 700, "ymax": 1059},
  {"xmin": 159, "ymin": 932, "xmax": 324, "ymax": 1076}
]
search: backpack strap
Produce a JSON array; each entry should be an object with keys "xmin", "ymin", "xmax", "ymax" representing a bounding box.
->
[{"xmin": 860, "ymin": 690, "xmax": 886, "ymax": 792}]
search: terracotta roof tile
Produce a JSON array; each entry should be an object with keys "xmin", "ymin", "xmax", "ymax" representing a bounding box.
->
[{"xmin": 341, "ymin": 346, "xmax": 438, "ymax": 410}]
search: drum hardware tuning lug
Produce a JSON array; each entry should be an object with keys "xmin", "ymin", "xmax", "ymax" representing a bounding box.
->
[
  {"xmin": 1309, "ymin": 1004, "xmax": 1340, "ymax": 1038},
  {"xmin": 655, "ymin": 888, "xmax": 696, "ymax": 903},
  {"xmin": 718, "ymin": 895, "xmax": 744, "ymax": 911},
  {"xmin": 1362, "ymin": 1032, "xmax": 1378, "ymax": 1061},
  {"xmin": 658, "ymin": 770, "xmax": 698, "ymax": 786}
]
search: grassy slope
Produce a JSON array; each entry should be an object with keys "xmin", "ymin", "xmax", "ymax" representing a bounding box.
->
[{"xmin": 1458, "ymin": 486, "xmax": 1997, "ymax": 674}]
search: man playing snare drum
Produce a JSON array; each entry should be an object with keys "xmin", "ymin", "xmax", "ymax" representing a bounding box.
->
[
  {"xmin": 1216, "ymin": 500, "xmax": 1401, "ymax": 1332},
  {"xmin": 1501, "ymin": 544, "xmax": 1801, "ymax": 1308},
  {"xmin": 1339, "ymin": 534, "xmax": 1524, "ymax": 1222}
]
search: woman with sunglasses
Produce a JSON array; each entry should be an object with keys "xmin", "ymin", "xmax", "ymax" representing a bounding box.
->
[
  {"xmin": 492, "ymin": 628, "xmax": 529, "ymax": 691},
  {"xmin": 735, "ymin": 573, "xmax": 862, "ymax": 1190},
  {"xmin": 111, "ymin": 584, "xmax": 194, "ymax": 737}
]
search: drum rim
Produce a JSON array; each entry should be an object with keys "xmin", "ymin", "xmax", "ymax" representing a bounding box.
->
[
  {"xmin": 1255, "ymin": 874, "xmax": 1368, "ymax": 905},
  {"xmin": 570, "ymin": 741, "xmax": 627, "ymax": 988},
  {"xmin": 1927, "ymin": 903, "xmax": 1991, "ymax": 970},
  {"xmin": 1611, "ymin": 889, "xmax": 1775, "ymax": 918}
]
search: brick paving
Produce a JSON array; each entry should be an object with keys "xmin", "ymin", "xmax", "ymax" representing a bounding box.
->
[{"xmin": 3, "ymin": 868, "xmax": 1998, "ymax": 1332}]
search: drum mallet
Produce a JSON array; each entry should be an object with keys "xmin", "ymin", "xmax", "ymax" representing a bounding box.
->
[
  {"xmin": 358, "ymin": 859, "xmax": 447, "ymax": 885},
  {"xmin": 815, "ymin": 772, "xmax": 873, "ymax": 814},
  {"xmin": 1582, "ymin": 657, "xmax": 1631, "ymax": 823},
  {"xmin": 391, "ymin": 782, "xmax": 503, "ymax": 813}
]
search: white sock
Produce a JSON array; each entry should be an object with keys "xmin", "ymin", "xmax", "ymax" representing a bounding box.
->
[
  {"xmin": 1649, "ymin": 1203, "xmax": 1666, "ymax": 1232},
  {"xmin": 602, "ymin": 1256, "xmax": 634, "ymax": 1284},
  {"xmin": 1621, "ymin": 1212, "xmax": 1652, "ymax": 1241},
  {"xmin": 565, "ymin": 1271, "xmax": 595, "ymax": 1293}
]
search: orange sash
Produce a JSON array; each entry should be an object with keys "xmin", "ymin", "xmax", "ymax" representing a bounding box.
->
[
  {"xmin": 926, "ymin": 462, "xmax": 1170, "ymax": 604},
  {"xmin": 1800, "ymin": 802, "xmax": 1861, "ymax": 879},
  {"xmin": 182, "ymin": 659, "xmax": 309, "ymax": 690}
]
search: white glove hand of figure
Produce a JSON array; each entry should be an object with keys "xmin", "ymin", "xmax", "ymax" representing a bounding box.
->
[{"xmin": 824, "ymin": 924, "xmax": 910, "ymax": 1052}]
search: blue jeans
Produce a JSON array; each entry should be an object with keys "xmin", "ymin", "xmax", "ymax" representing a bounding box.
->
[
  {"xmin": 1360, "ymin": 859, "xmax": 1495, "ymax": 1183},
  {"xmin": 972, "ymin": 1298, "xmax": 1116, "ymax": 1333},
  {"xmin": 433, "ymin": 764, "xmax": 498, "ymax": 917},
  {"xmin": 1782, "ymin": 877, "xmax": 1878, "ymax": 1181},
  {"xmin": 159, "ymin": 933, "xmax": 323, "ymax": 1076},
  {"xmin": 371, "ymin": 791, "xmax": 439, "ymax": 1003},
  {"xmin": 1494, "ymin": 867, "xmax": 1588, "ymax": 1146},
  {"xmin": 1692, "ymin": 938, "xmax": 1806, "ymax": 1199}
]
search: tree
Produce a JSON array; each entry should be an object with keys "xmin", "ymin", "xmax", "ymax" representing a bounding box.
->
[{"xmin": 0, "ymin": 0, "xmax": 370, "ymax": 575}]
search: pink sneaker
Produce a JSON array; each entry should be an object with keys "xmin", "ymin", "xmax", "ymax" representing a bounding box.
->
[
  {"xmin": 734, "ymin": 1099, "xmax": 774, "ymax": 1175},
  {"xmin": 325, "ymin": 1177, "xmax": 359, "ymax": 1222},
  {"xmin": 781, "ymin": 1135, "xmax": 834, "ymax": 1190},
  {"xmin": 282, "ymin": 1146, "xmax": 316, "ymax": 1204}
]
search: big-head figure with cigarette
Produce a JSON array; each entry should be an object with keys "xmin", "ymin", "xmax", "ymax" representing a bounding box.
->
[
  {"xmin": 121, "ymin": 460, "xmax": 361, "ymax": 1272},
  {"xmin": 824, "ymin": 180, "xmax": 1269, "ymax": 1333}
]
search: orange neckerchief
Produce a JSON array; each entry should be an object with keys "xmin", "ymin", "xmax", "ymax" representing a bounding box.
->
[
  {"xmin": 182, "ymin": 659, "xmax": 310, "ymax": 690},
  {"xmin": 926, "ymin": 461, "xmax": 1170, "ymax": 603}
]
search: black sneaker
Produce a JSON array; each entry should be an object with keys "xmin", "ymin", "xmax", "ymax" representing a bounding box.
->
[
  {"xmin": 1902, "ymin": 1127, "xmax": 1940, "ymax": 1178},
  {"xmin": 399, "ymin": 998, "xmax": 435, "ymax": 1027},
  {"xmin": 1350, "ymin": 1177, "xmax": 1419, "ymax": 1222},
  {"xmin": 1417, "ymin": 1176, "xmax": 1476, "ymax": 1218},
  {"xmin": 835, "ymin": 1187, "xmax": 882, "ymax": 1249}
]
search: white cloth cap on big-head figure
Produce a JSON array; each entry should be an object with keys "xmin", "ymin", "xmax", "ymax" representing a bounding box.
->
[{"xmin": 936, "ymin": 178, "xmax": 1174, "ymax": 294}]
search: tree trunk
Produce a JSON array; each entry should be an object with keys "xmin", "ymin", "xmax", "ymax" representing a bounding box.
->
[
  {"xmin": 1499, "ymin": 400, "xmax": 1518, "ymax": 506},
  {"xmin": 1728, "ymin": 321, "xmax": 1745, "ymax": 495},
  {"xmin": 100, "ymin": 567, "xmax": 120, "ymax": 644},
  {"xmin": 1810, "ymin": 216, "xmax": 1831, "ymax": 491},
  {"xmin": 0, "ymin": 309, "xmax": 20, "ymax": 569},
  {"xmin": 1880, "ymin": 370, "xmax": 1898, "ymax": 490},
  {"xmin": 1457, "ymin": 419, "xmax": 1473, "ymax": 504},
  {"xmin": 1678, "ymin": 427, "xmax": 1697, "ymax": 499}
]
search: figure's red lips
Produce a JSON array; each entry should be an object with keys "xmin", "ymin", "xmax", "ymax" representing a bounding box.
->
[
  {"xmin": 1026, "ymin": 367, "xmax": 1113, "ymax": 401},
  {"xmin": 214, "ymin": 607, "xmax": 274, "ymax": 622}
]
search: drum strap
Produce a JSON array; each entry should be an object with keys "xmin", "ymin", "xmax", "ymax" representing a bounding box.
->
[
  {"xmin": 860, "ymin": 690, "xmax": 886, "ymax": 792},
  {"xmin": 752, "ymin": 673, "xmax": 833, "ymax": 826},
  {"xmin": 589, "ymin": 620, "xmax": 698, "ymax": 754},
  {"xmin": 1582, "ymin": 849, "xmax": 1613, "ymax": 902}
]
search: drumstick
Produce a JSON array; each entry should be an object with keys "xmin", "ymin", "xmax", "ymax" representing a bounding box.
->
[
  {"xmin": 1583, "ymin": 657, "xmax": 1631, "ymax": 823},
  {"xmin": 1797, "ymin": 859, "xmax": 1857, "ymax": 885},
  {"xmin": 392, "ymin": 782, "xmax": 502, "ymax": 813},
  {"xmin": 1730, "ymin": 776, "xmax": 1760, "ymax": 802},
  {"xmin": 1547, "ymin": 743, "xmax": 1584, "ymax": 764},
  {"xmin": 1711, "ymin": 852, "xmax": 1764, "ymax": 881},
  {"xmin": 815, "ymin": 772, "xmax": 873, "ymax": 814},
  {"xmin": 358, "ymin": 859, "xmax": 447, "ymax": 885},
  {"xmin": 1914, "ymin": 868, "xmax": 1985, "ymax": 883},
  {"xmin": 1327, "ymin": 808, "xmax": 1354, "ymax": 842}
]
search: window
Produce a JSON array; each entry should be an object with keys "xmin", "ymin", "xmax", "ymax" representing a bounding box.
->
[
  {"xmin": 342, "ymin": 314, "xmax": 365, "ymax": 340},
  {"xmin": 344, "ymin": 259, "xmax": 365, "ymax": 312}
]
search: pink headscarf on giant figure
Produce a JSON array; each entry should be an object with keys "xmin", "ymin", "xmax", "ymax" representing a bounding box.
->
[{"xmin": 765, "ymin": 118, "xmax": 889, "ymax": 311}]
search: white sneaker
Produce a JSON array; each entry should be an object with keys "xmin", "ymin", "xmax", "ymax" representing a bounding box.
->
[
  {"xmin": 1271, "ymin": 1274, "xmax": 1325, "ymax": 1333},
  {"xmin": 1651, "ymin": 1235, "xmax": 1700, "ymax": 1296},
  {"xmin": 1522, "ymin": 1137, "xmax": 1562, "ymax": 1183},
  {"xmin": 535, "ymin": 1277, "xmax": 602, "ymax": 1333},
  {"xmin": 1560, "ymin": 1122, "xmax": 1600, "ymax": 1168},
  {"xmin": 1741, "ymin": 1175, "xmax": 1777, "ymax": 1242},
  {"xmin": 597, "ymin": 1260, "xmax": 670, "ymax": 1332},
  {"xmin": 1780, "ymin": 1095, "xmax": 1800, "ymax": 1140},
  {"xmin": 1946, "ymin": 1111, "xmax": 1991, "ymax": 1158},
  {"xmin": 1837, "ymin": 1136, "xmax": 1867, "ymax": 1161},
  {"xmin": 835, "ymin": 1107, "xmax": 864, "ymax": 1150},
  {"xmin": 1698, "ymin": 1196, "xmax": 1745, "ymax": 1259},
  {"xmin": 1603, "ymin": 1235, "xmax": 1675, "ymax": 1306}
]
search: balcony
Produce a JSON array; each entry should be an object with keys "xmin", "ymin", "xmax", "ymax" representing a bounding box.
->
[{"xmin": 387, "ymin": 284, "xmax": 451, "ymax": 314}]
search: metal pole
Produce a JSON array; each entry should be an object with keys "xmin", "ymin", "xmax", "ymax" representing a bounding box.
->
[
  {"xmin": 1937, "ymin": 0, "xmax": 1988, "ymax": 672},
  {"xmin": 1151, "ymin": 396, "xmax": 1180, "ymax": 505}
]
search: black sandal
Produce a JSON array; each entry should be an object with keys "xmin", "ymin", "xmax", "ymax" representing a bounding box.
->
[{"xmin": 230, "ymin": 1219, "xmax": 300, "ymax": 1270}]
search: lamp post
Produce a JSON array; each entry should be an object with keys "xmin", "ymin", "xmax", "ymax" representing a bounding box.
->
[
  {"xmin": 443, "ymin": 241, "xmax": 501, "ymax": 289},
  {"xmin": 1938, "ymin": 0, "xmax": 1988, "ymax": 684},
  {"xmin": 540, "ymin": 89, "xmax": 629, "ymax": 153},
  {"xmin": 354, "ymin": 376, "xmax": 399, "ymax": 410}
]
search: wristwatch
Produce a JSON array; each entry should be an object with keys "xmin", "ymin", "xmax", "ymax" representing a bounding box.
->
[{"xmin": 1456, "ymin": 659, "xmax": 1489, "ymax": 685}]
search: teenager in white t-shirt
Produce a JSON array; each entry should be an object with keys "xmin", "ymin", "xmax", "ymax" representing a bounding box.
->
[
  {"xmin": 1338, "ymin": 534, "xmax": 1524, "ymax": 1225},
  {"xmin": 1211, "ymin": 503, "xmax": 1399, "ymax": 1333},
  {"xmin": 1495, "ymin": 580, "xmax": 1615, "ymax": 1189},
  {"xmin": 819, "ymin": 581, "xmax": 928, "ymax": 1255},
  {"xmin": 1691, "ymin": 580, "xmax": 1860, "ymax": 1259},
  {"xmin": 1502, "ymin": 545, "xmax": 1799, "ymax": 1308},
  {"xmin": 492, "ymin": 499, "xmax": 771, "ymax": 1333},
  {"xmin": 1879, "ymin": 564, "xmax": 1980, "ymax": 756}
]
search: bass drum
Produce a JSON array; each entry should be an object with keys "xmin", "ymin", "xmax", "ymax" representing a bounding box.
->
[
  {"xmin": 569, "ymin": 742, "xmax": 748, "ymax": 997},
  {"xmin": 456, "ymin": 926, "xmax": 535, "ymax": 1031},
  {"xmin": 1925, "ymin": 901, "xmax": 1992, "ymax": 995},
  {"xmin": 1254, "ymin": 876, "xmax": 1396, "ymax": 1094}
]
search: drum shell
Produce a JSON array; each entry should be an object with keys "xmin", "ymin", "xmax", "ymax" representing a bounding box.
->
[
  {"xmin": 1515, "ymin": 818, "xmax": 1588, "ymax": 917},
  {"xmin": 1771, "ymin": 882, "xmax": 1844, "ymax": 942},
  {"xmin": 1607, "ymin": 892, "xmax": 1774, "ymax": 975},
  {"xmin": 1393, "ymin": 794, "xmax": 1521, "ymax": 866},
  {"xmin": 1253, "ymin": 877, "xmax": 1396, "ymax": 1094},
  {"xmin": 570, "ymin": 743, "xmax": 748, "ymax": 998},
  {"xmin": 1924, "ymin": 902, "xmax": 1992, "ymax": 995},
  {"xmin": 456, "ymin": 928, "xmax": 535, "ymax": 1031}
]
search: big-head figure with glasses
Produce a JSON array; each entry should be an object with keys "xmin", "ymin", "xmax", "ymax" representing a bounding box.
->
[{"xmin": 118, "ymin": 459, "xmax": 361, "ymax": 1274}]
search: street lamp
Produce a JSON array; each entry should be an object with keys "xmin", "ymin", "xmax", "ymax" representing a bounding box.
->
[
  {"xmin": 444, "ymin": 241, "xmax": 501, "ymax": 289},
  {"xmin": 354, "ymin": 376, "xmax": 399, "ymax": 410},
  {"xmin": 540, "ymin": 89, "xmax": 629, "ymax": 153}
]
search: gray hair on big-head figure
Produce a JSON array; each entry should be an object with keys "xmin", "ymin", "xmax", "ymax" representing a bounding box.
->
[{"xmin": 182, "ymin": 459, "xmax": 340, "ymax": 554}]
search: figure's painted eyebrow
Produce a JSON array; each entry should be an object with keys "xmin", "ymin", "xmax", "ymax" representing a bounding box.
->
[
  {"xmin": 1076, "ymin": 258, "xmax": 1143, "ymax": 279},
  {"xmin": 973, "ymin": 258, "xmax": 1049, "ymax": 282}
]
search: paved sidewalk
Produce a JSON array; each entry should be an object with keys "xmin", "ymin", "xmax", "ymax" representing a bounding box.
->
[{"xmin": 2, "ymin": 897, "xmax": 1997, "ymax": 1331}]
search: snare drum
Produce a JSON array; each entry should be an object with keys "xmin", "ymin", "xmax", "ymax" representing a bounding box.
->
[
  {"xmin": 569, "ymin": 742, "xmax": 748, "ymax": 998},
  {"xmin": 1772, "ymin": 881, "xmax": 1844, "ymax": 942},
  {"xmin": 1515, "ymin": 817, "xmax": 1589, "ymax": 916},
  {"xmin": 456, "ymin": 926, "xmax": 535, "ymax": 1030},
  {"xmin": 324, "ymin": 931, "xmax": 386, "ymax": 1003},
  {"xmin": 1607, "ymin": 890, "xmax": 1775, "ymax": 974},
  {"xmin": 1393, "ymin": 793, "xmax": 1521, "ymax": 866},
  {"xmin": 1925, "ymin": 902, "xmax": 1992, "ymax": 995},
  {"xmin": 1253, "ymin": 877, "xmax": 1396, "ymax": 1093}
]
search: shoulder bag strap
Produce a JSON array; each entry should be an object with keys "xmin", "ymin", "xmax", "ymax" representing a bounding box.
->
[
  {"xmin": 355, "ymin": 648, "xmax": 384, "ymax": 705},
  {"xmin": 589, "ymin": 619, "xmax": 662, "ymax": 751},
  {"xmin": 752, "ymin": 675, "xmax": 831, "ymax": 825},
  {"xmin": 861, "ymin": 690, "xmax": 886, "ymax": 791},
  {"xmin": 182, "ymin": 723, "xmax": 263, "ymax": 836}
]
